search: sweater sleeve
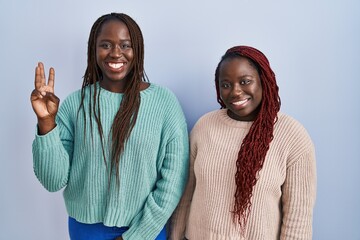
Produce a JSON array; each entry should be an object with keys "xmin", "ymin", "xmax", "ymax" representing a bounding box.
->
[
  {"xmin": 280, "ymin": 147, "xmax": 317, "ymax": 239},
  {"xmin": 122, "ymin": 100, "xmax": 190, "ymax": 240},
  {"xmin": 32, "ymin": 95, "xmax": 75, "ymax": 192},
  {"xmin": 167, "ymin": 146, "xmax": 196, "ymax": 240},
  {"xmin": 167, "ymin": 119, "xmax": 199, "ymax": 240}
]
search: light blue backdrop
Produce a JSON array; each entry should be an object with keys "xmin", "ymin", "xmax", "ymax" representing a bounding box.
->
[{"xmin": 0, "ymin": 0, "xmax": 359, "ymax": 239}]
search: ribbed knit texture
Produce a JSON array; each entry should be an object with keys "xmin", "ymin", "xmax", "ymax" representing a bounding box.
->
[
  {"xmin": 32, "ymin": 83, "xmax": 189, "ymax": 240},
  {"xmin": 169, "ymin": 109, "xmax": 316, "ymax": 240}
]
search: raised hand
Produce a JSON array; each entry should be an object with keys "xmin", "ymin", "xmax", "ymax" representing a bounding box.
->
[{"xmin": 30, "ymin": 62, "xmax": 60, "ymax": 134}]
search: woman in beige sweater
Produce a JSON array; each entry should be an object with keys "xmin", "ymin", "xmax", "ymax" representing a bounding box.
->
[{"xmin": 169, "ymin": 46, "xmax": 316, "ymax": 240}]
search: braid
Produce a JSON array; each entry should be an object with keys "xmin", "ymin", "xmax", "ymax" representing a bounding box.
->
[
  {"xmin": 78, "ymin": 13, "xmax": 148, "ymax": 186},
  {"xmin": 215, "ymin": 46, "xmax": 281, "ymax": 232}
]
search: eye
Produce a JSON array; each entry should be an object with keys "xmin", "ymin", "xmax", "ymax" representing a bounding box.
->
[
  {"xmin": 240, "ymin": 79, "xmax": 251, "ymax": 85},
  {"xmin": 220, "ymin": 82, "xmax": 231, "ymax": 89},
  {"xmin": 100, "ymin": 42, "xmax": 112, "ymax": 49},
  {"xmin": 120, "ymin": 42, "xmax": 132, "ymax": 49}
]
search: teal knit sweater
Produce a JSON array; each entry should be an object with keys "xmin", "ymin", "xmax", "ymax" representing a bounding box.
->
[{"xmin": 32, "ymin": 83, "xmax": 189, "ymax": 240}]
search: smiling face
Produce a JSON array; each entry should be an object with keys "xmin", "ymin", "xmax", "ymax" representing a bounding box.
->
[
  {"xmin": 219, "ymin": 57, "xmax": 263, "ymax": 121},
  {"xmin": 96, "ymin": 19, "xmax": 134, "ymax": 92}
]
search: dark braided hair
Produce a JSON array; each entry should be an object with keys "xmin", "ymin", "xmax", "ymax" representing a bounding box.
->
[
  {"xmin": 215, "ymin": 46, "xmax": 281, "ymax": 231},
  {"xmin": 78, "ymin": 13, "xmax": 148, "ymax": 185}
]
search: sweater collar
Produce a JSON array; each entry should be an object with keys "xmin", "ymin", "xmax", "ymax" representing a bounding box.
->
[
  {"xmin": 218, "ymin": 109, "xmax": 254, "ymax": 129},
  {"xmin": 94, "ymin": 82, "xmax": 156, "ymax": 98}
]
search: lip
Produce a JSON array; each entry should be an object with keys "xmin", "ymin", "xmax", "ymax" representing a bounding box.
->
[
  {"xmin": 230, "ymin": 98, "xmax": 249, "ymax": 108},
  {"xmin": 105, "ymin": 61, "xmax": 126, "ymax": 72}
]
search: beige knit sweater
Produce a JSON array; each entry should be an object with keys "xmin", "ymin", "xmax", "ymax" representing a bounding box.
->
[{"xmin": 169, "ymin": 109, "xmax": 316, "ymax": 240}]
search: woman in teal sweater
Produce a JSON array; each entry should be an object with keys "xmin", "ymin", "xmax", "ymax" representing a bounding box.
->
[{"xmin": 30, "ymin": 13, "xmax": 189, "ymax": 240}]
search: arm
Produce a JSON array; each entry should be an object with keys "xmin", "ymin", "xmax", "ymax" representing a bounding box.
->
[
  {"xmin": 32, "ymin": 118, "xmax": 73, "ymax": 192},
  {"xmin": 167, "ymin": 146, "xmax": 196, "ymax": 240},
  {"xmin": 31, "ymin": 62, "xmax": 74, "ymax": 192},
  {"xmin": 280, "ymin": 148, "xmax": 317, "ymax": 240},
  {"xmin": 122, "ymin": 122, "xmax": 190, "ymax": 240}
]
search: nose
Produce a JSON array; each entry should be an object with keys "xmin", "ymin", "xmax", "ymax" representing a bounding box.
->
[
  {"xmin": 110, "ymin": 45, "xmax": 122, "ymax": 58},
  {"xmin": 231, "ymin": 84, "xmax": 243, "ymax": 97}
]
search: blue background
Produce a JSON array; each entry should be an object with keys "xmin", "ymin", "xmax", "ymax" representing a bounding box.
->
[{"xmin": 1, "ymin": 0, "xmax": 359, "ymax": 239}]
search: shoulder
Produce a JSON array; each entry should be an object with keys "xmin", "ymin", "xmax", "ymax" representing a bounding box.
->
[
  {"xmin": 61, "ymin": 84, "xmax": 100, "ymax": 106},
  {"xmin": 274, "ymin": 112, "xmax": 315, "ymax": 162},
  {"xmin": 275, "ymin": 113, "xmax": 311, "ymax": 139},
  {"xmin": 57, "ymin": 87, "xmax": 86, "ymax": 119},
  {"xmin": 195, "ymin": 110, "xmax": 223, "ymax": 125},
  {"xmin": 147, "ymin": 84, "xmax": 179, "ymax": 102},
  {"xmin": 143, "ymin": 83, "xmax": 187, "ymax": 127},
  {"xmin": 61, "ymin": 88, "xmax": 83, "ymax": 104},
  {"xmin": 145, "ymin": 84, "xmax": 184, "ymax": 114},
  {"xmin": 190, "ymin": 110, "xmax": 223, "ymax": 135}
]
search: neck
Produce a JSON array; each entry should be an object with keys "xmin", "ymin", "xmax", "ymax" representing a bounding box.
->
[{"xmin": 99, "ymin": 79, "xmax": 128, "ymax": 93}]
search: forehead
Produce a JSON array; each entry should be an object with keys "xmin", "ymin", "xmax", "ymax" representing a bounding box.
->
[
  {"xmin": 97, "ymin": 20, "xmax": 130, "ymax": 39},
  {"xmin": 219, "ymin": 57, "xmax": 259, "ymax": 76}
]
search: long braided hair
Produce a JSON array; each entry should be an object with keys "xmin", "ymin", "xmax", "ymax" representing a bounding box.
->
[
  {"xmin": 78, "ymin": 13, "xmax": 148, "ymax": 185},
  {"xmin": 215, "ymin": 46, "xmax": 281, "ymax": 231}
]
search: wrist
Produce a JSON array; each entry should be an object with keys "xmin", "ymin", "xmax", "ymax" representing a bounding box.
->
[{"xmin": 37, "ymin": 117, "xmax": 56, "ymax": 135}]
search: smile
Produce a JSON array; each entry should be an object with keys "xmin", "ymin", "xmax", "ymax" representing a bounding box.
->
[
  {"xmin": 232, "ymin": 99, "xmax": 249, "ymax": 106},
  {"xmin": 107, "ymin": 62, "xmax": 124, "ymax": 69}
]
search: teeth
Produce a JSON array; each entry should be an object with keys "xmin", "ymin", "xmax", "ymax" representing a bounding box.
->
[
  {"xmin": 108, "ymin": 63, "xmax": 124, "ymax": 69},
  {"xmin": 232, "ymin": 99, "xmax": 248, "ymax": 106}
]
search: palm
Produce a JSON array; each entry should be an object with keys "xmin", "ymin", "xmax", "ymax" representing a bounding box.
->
[{"xmin": 30, "ymin": 62, "xmax": 59, "ymax": 119}]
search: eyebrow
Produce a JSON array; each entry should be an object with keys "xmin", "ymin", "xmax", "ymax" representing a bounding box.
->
[
  {"xmin": 239, "ymin": 74, "xmax": 255, "ymax": 78},
  {"xmin": 219, "ymin": 74, "xmax": 254, "ymax": 80},
  {"xmin": 98, "ymin": 38, "xmax": 131, "ymax": 42}
]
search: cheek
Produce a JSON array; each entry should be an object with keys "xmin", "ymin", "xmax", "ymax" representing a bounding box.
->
[
  {"xmin": 251, "ymin": 83, "xmax": 263, "ymax": 100},
  {"xmin": 95, "ymin": 51, "xmax": 104, "ymax": 72},
  {"xmin": 95, "ymin": 50, "xmax": 102, "ymax": 64},
  {"xmin": 219, "ymin": 90, "xmax": 230, "ymax": 104},
  {"xmin": 95, "ymin": 55, "xmax": 99, "ymax": 65},
  {"xmin": 126, "ymin": 51, "xmax": 135, "ymax": 70},
  {"xmin": 253, "ymin": 90, "xmax": 263, "ymax": 109},
  {"xmin": 96, "ymin": 48, "xmax": 105, "ymax": 57},
  {"xmin": 127, "ymin": 50, "xmax": 134, "ymax": 61}
]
